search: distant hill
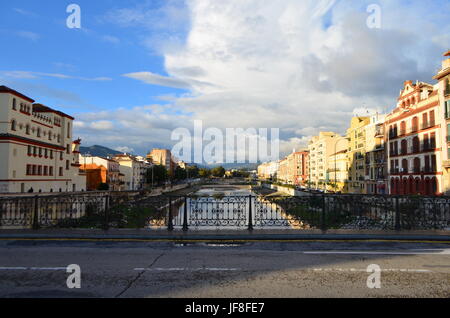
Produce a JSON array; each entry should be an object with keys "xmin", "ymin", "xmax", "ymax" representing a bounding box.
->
[{"xmin": 79, "ymin": 145, "xmax": 122, "ymax": 158}]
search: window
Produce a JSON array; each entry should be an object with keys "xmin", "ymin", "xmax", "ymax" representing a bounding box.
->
[
  {"xmin": 37, "ymin": 166, "xmax": 42, "ymax": 176},
  {"xmin": 33, "ymin": 146, "xmax": 37, "ymax": 156},
  {"xmin": 413, "ymin": 158, "xmax": 421, "ymax": 173},
  {"xmin": 25, "ymin": 124, "xmax": 30, "ymax": 135},
  {"xmin": 27, "ymin": 146, "xmax": 32, "ymax": 156},
  {"xmin": 60, "ymin": 152, "xmax": 63, "ymax": 160},
  {"xmin": 37, "ymin": 128, "xmax": 41, "ymax": 137},
  {"xmin": 425, "ymin": 156, "xmax": 430, "ymax": 172},
  {"xmin": 66, "ymin": 160, "xmax": 69, "ymax": 170},
  {"xmin": 445, "ymin": 101, "xmax": 450, "ymax": 119},
  {"xmin": 431, "ymin": 155, "xmax": 437, "ymax": 172},
  {"xmin": 422, "ymin": 113, "xmax": 428, "ymax": 129},
  {"xmin": 401, "ymin": 139, "xmax": 407, "ymax": 155},
  {"xmin": 445, "ymin": 78, "xmax": 450, "ymax": 95},
  {"xmin": 400, "ymin": 121, "xmax": 406, "ymax": 135},
  {"xmin": 32, "ymin": 165, "xmax": 37, "ymax": 175},
  {"xmin": 48, "ymin": 131, "xmax": 52, "ymax": 140},
  {"xmin": 423, "ymin": 134, "xmax": 429, "ymax": 150},
  {"xmin": 67, "ymin": 123, "xmax": 70, "ymax": 138},
  {"xmin": 50, "ymin": 150, "xmax": 53, "ymax": 159},
  {"xmin": 412, "ymin": 117, "xmax": 418, "ymax": 132},
  {"xmin": 11, "ymin": 120, "xmax": 16, "ymax": 131},
  {"xmin": 12, "ymin": 98, "xmax": 16, "ymax": 110},
  {"xmin": 401, "ymin": 159, "xmax": 408, "ymax": 173},
  {"xmin": 413, "ymin": 137, "xmax": 420, "ymax": 153},
  {"xmin": 38, "ymin": 148, "xmax": 42, "ymax": 157},
  {"xmin": 66, "ymin": 144, "xmax": 70, "ymax": 154},
  {"xmin": 43, "ymin": 166, "xmax": 48, "ymax": 176},
  {"xmin": 49, "ymin": 166, "xmax": 53, "ymax": 176},
  {"xmin": 430, "ymin": 132, "xmax": 436, "ymax": 149},
  {"xmin": 59, "ymin": 167, "xmax": 63, "ymax": 176},
  {"xmin": 57, "ymin": 134, "xmax": 61, "ymax": 142},
  {"xmin": 26, "ymin": 165, "xmax": 31, "ymax": 175},
  {"xmin": 429, "ymin": 110, "xmax": 435, "ymax": 126},
  {"xmin": 44, "ymin": 149, "xmax": 48, "ymax": 158}
]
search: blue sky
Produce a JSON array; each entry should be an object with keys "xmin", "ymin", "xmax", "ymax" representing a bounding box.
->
[
  {"xmin": 0, "ymin": 0, "xmax": 188, "ymax": 113},
  {"xmin": 1, "ymin": 0, "xmax": 449, "ymax": 159}
]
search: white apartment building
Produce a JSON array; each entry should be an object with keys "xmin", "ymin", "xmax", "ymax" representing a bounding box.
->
[
  {"xmin": 308, "ymin": 132, "xmax": 344, "ymax": 190},
  {"xmin": 113, "ymin": 154, "xmax": 148, "ymax": 190},
  {"xmin": 0, "ymin": 86, "xmax": 86, "ymax": 193}
]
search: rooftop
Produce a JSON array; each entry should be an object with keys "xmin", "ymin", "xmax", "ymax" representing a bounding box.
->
[{"xmin": 0, "ymin": 85, "xmax": 35, "ymax": 103}]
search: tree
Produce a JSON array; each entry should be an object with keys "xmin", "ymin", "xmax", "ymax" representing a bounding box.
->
[
  {"xmin": 199, "ymin": 168, "xmax": 211, "ymax": 178},
  {"xmin": 174, "ymin": 166, "xmax": 187, "ymax": 180},
  {"xmin": 145, "ymin": 165, "xmax": 168, "ymax": 185},
  {"xmin": 211, "ymin": 166, "xmax": 226, "ymax": 177},
  {"xmin": 186, "ymin": 165, "xmax": 199, "ymax": 178}
]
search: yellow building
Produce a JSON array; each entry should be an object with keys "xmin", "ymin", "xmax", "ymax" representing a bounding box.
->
[
  {"xmin": 346, "ymin": 117, "xmax": 371, "ymax": 194},
  {"xmin": 327, "ymin": 149, "xmax": 349, "ymax": 193}
]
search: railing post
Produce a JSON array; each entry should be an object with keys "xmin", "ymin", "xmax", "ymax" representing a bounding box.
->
[
  {"xmin": 182, "ymin": 196, "xmax": 188, "ymax": 231},
  {"xmin": 321, "ymin": 194, "xmax": 327, "ymax": 231},
  {"xmin": 248, "ymin": 195, "xmax": 253, "ymax": 231},
  {"xmin": 395, "ymin": 196, "xmax": 401, "ymax": 231},
  {"xmin": 32, "ymin": 196, "xmax": 40, "ymax": 230},
  {"xmin": 168, "ymin": 196, "xmax": 174, "ymax": 231}
]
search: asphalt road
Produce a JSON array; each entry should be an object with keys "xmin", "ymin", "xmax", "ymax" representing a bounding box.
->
[{"xmin": 0, "ymin": 240, "xmax": 449, "ymax": 298}]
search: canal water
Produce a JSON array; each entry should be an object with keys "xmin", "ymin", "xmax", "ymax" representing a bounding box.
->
[{"xmin": 149, "ymin": 186, "xmax": 307, "ymax": 230}]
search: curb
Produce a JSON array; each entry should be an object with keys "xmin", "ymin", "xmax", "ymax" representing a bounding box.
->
[{"xmin": 0, "ymin": 233, "xmax": 449, "ymax": 242}]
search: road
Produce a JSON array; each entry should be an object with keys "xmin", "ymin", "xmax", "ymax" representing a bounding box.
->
[{"xmin": 0, "ymin": 240, "xmax": 448, "ymax": 298}]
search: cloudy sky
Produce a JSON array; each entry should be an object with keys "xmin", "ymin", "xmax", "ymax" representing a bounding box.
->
[{"xmin": 1, "ymin": 0, "xmax": 449, "ymax": 162}]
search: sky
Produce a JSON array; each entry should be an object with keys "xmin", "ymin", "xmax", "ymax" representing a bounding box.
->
[{"xmin": 1, "ymin": 0, "xmax": 449, "ymax": 161}]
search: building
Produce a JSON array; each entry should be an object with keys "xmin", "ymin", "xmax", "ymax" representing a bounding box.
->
[
  {"xmin": 113, "ymin": 154, "xmax": 148, "ymax": 190},
  {"xmin": 385, "ymin": 80, "xmax": 443, "ymax": 195},
  {"xmin": 346, "ymin": 117, "xmax": 371, "ymax": 194},
  {"xmin": 364, "ymin": 114, "xmax": 387, "ymax": 194},
  {"xmin": 257, "ymin": 161, "xmax": 279, "ymax": 181},
  {"xmin": 79, "ymin": 155, "xmax": 123, "ymax": 191},
  {"xmin": 146, "ymin": 149, "xmax": 175, "ymax": 174},
  {"xmin": 327, "ymin": 149, "xmax": 348, "ymax": 193},
  {"xmin": 0, "ymin": 86, "xmax": 86, "ymax": 193},
  {"xmin": 277, "ymin": 151, "xmax": 309, "ymax": 185},
  {"xmin": 308, "ymin": 132, "xmax": 344, "ymax": 190},
  {"xmin": 434, "ymin": 50, "xmax": 450, "ymax": 195}
]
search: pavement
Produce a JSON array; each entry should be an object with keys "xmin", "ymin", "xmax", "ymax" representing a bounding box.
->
[
  {"xmin": 0, "ymin": 240, "xmax": 448, "ymax": 298},
  {"xmin": 0, "ymin": 228, "xmax": 449, "ymax": 242}
]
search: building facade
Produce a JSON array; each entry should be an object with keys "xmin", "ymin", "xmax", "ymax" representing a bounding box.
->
[
  {"xmin": 385, "ymin": 80, "xmax": 443, "ymax": 195},
  {"xmin": 364, "ymin": 114, "xmax": 387, "ymax": 194},
  {"xmin": 79, "ymin": 155, "xmax": 123, "ymax": 191},
  {"xmin": 308, "ymin": 132, "xmax": 343, "ymax": 190},
  {"xmin": 113, "ymin": 154, "xmax": 148, "ymax": 190},
  {"xmin": 0, "ymin": 86, "xmax": 86, "ymax": 193},
  {"xmin": 434, "ymin": 50, "xmax": 450, "ymax": 195}
]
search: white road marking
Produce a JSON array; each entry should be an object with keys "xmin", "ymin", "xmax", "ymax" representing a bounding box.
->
[
  {"xmin": 134, "ymin": 267, "xmax": 240, "ymax": 271},
  {"xmin": 0, "ymin": 267, "xmax": 67, "ymax": 271},
  {"xmin": 303, "ymin": 249, "xmax": 450, "ymax": 255}
]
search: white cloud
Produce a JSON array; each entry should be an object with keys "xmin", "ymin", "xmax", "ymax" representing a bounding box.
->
[
  {"xmin": 87, "ymin": 0, "xmax": 450, "ymax": 159},
  {"xmin": 102, "ymin": 35, "xmax": 120, "ymax": 44},
  {"xmin": 0, "ymin": 70, "xmax": 112, "ymax": 81},
  {"xmin": 90, "ymin": 121, "xmax": 114, "ymax": 131},
  {"xmin": 16, "ymin": 31, "xmax": 40, "ymax": 42},
  {"xmin": 114, "ymin": 146, "xmax": 135, "ymax": 153}
]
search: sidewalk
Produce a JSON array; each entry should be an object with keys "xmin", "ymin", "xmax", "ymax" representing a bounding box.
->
[{"xmin": 0, "ymin": 228, "xmax": 449, "ymax": 242}]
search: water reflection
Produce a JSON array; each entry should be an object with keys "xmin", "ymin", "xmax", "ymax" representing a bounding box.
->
[{"xmin": 149, "ymin": 187, "xmax": 309, "ymax": 230}]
